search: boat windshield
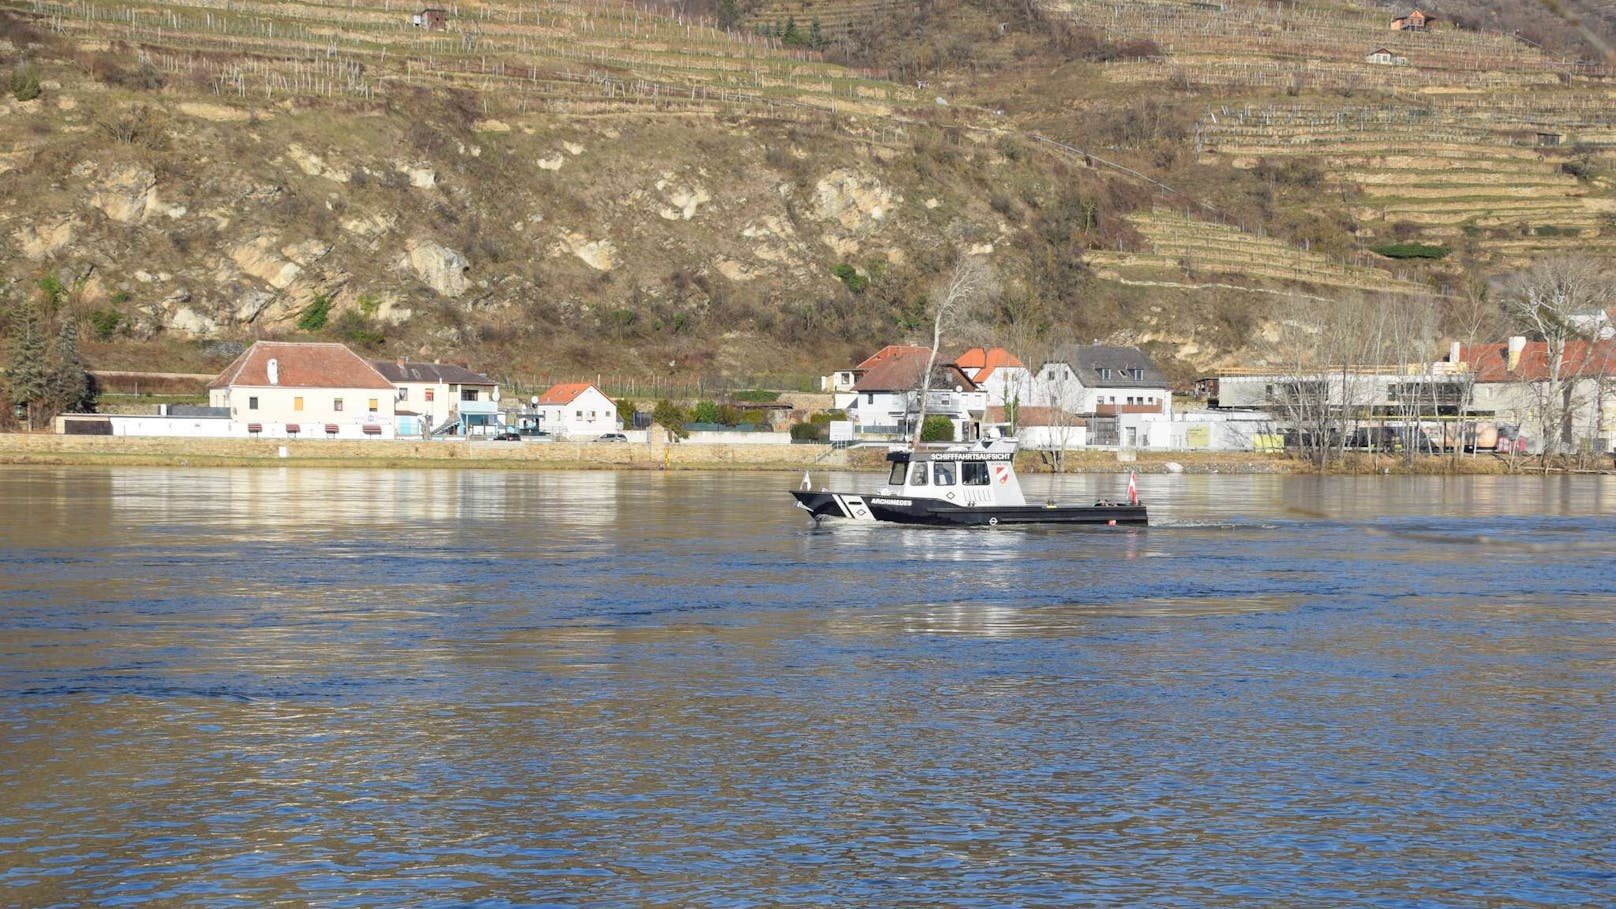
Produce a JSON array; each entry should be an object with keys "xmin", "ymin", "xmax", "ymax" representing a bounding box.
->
[{"xmin": 888, "ymin": 461, "xmax": 908, "ymax": 486}]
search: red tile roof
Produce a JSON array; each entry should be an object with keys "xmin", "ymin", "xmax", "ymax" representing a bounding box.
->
[
  {"xmin": 986, "ymin": 405, "xmax": 1084, "ymax": 427},
  {"xmin": 854, "ymin": 348, "xmax": 976, "ymax": 392},
  {"xmin": 854, "ymin": 345, "xmax": 930, "ymax": 370},
  {"xmin": 1458, "ymin": 340, "xmax": 1616, "ymax": 382},
  {"xmin": 208, "ymin": 341, "xmax": 394, "ymax": 391},
  {"xmin": 957, "ymin": 347, "xmax": 1025, "ymax": 383},
  {"xmin": 537, "ymin": 382, "xmax": 604, "ymax": 405}
]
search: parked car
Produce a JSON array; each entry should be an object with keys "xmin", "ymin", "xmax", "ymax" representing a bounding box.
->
[
  {"xmin": 593, "ymin": 432, "xmax": 629, "ymax": 443},
  {"xmin": 492, "ymin": 429, "xmax": 522, "ymax": 441}
]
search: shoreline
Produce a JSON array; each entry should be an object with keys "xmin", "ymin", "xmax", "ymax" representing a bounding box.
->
[{"xmin": 1, "ymin": 433, "xmax": 1603, "ymax": 475}]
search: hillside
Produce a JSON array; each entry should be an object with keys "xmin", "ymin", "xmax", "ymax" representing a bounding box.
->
[{"xmin": 1, "ymin": 0, "xmax": 1613, "ymax": 392}]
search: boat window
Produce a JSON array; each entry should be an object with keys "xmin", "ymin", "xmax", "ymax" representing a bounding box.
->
[
  {"xmin": 962, "ymin": 462, "xmax": 990, "ymax": 486},
  {"xmin": 933, "ymin": 462, "xmax": 956, "ymax": 486},
  {"xmin": 888, "ymin": 462, "xmax": 908, "ymax": 486},
  {"xmin": 908, "ymin": 463, "xmax": 929, "ymax": 486}
]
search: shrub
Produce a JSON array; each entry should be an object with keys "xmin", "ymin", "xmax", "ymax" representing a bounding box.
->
[
  {"xmin": 1370, "ymin": 242, "xmax": 1449, "ymax": 260},
  {"xmin": 10, "ymin": 64, "xmax": 41, "ymax": 102},
  {"xmin": 790, "ymin": 421, "xmax": 827, "ymax": 441},
  {"xmin": 691, "ymin": 400, "xmax": 721, "ymax": 424},
  {"xmin": 297, "ymin": 293, "xmax": 333, "ymax": 331},
  {"xmin": 652, "ymin": 399, "xmax": 688, "ymax": 440},
  {"xmin": 89, "ymin": 307, "xmax": 123, "ymax": 341},
  {"xmin": 333, "ymin": 310, "xmax": 383, "ymax": 347},
  {"xmin": 920, "ymin": 415, "xmax": 955, "ymax": 442},
  {"xmin": 833, "ymin": 263, "xmax": 868, "ymax": 293}
]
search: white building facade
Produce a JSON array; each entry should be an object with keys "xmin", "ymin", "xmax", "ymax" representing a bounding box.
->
[{"xmin": 208, "ymin": 341, "xmax": 398, "ymax": 437}]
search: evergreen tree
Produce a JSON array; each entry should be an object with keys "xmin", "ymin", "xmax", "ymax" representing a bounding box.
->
[
  {"xmin": 6, "ymin": 302, "xmax": 50, "ymax": 430},
  {"xmin": 49, "ymin": 318, "xmax": 93, "ymax": 415}
]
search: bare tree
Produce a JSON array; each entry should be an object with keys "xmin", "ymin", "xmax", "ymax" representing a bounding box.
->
[
  {"xmin": 1268, "ymin": 294, "xmax": 1387, "ymax": 467},
  {"xmin": 1380, "ymin": 294, "xmax": 1442, "ymax": 466},
  {"xmin": 912, "ymin": 256, "xmax": 996, "ymax": 447},
  {"xmin": 1503, "ymin": 257, "xmax": 1616, "ymax": 458}
]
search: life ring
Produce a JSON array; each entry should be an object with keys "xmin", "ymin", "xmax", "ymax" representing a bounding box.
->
[{"xmin": 988, "ymin": 516, "xmax": 999, "ymax": 526}]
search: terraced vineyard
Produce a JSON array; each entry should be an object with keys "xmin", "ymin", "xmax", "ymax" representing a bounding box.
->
[
  {"xmin": 743, "ymin": 0, "xmax": 896, "ymax": 40},
  {"xmin": 1042, "ymin": 0, "xmax": 1601, "ymax": 87},
  {"xmin": 1030, "ymin": 0, "xmax": 1616, "ymax": 267},
  {"xmin": 1087, "ymin": 209, "xmax": 1435, "ymax": 296},
  {"xmin": 1197, "ymin": 102, "xmax": 1616, "ymax": 265},
  {"xmin": 8, "ymin": 0, "xmax": 919, "ymax": 118}
]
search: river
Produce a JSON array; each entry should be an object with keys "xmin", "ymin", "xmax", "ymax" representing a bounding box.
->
[{"xmin": 2, "ymin": 466, "xmax": 1612, "ymax": 907}]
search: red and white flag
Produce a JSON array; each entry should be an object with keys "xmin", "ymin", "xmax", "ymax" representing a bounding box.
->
[{"xmin": 1127, "ymin": 470, "xmax": 1138, "ymax": 506}]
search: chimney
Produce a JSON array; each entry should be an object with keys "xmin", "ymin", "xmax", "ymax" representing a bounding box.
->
[
  {"xmin": 397, "ymin": 357, "xmax": 406, "ymax": 369},
  {"xmin": 1449, "ymin": 341, "xmax": 1461, "ymax": 364},
  {"xmin": 1506, "ymin": 336, "xmax": 1525, "ymax": 372}
]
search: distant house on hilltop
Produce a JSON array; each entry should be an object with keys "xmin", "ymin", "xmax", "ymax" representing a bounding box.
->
[
  {"xmin": 1391, "ymin": 9, "xmax": 1436, "ymax": 31},
  {"xmin": 412, "ymin": 8, "xmax": 448, "ymax": 30},
  {"xmin": 1365, "ymin": 46, "xmax": 1409, "ymax": 65}
]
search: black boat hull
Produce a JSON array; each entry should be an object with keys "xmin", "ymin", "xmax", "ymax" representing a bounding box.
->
[{"xmin": 791, "ymin": 490, "xmax": 1146, "ymax": 526}]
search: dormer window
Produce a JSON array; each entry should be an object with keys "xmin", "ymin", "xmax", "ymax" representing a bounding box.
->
[
  {"xmin": 1131, "ymin": 368, "xmax": 1144, "ymax": 380},
  {"xmin": 1098, "ymin": 367, "xmax": 1112, "ymax": 381}
]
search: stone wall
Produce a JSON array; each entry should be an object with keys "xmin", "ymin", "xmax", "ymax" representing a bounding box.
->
[{"xmin": 0, "ymin": 433, "xmax": 848, "ymax": 470}]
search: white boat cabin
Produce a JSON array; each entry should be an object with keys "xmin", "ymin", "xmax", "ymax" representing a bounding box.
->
[{"xmin": 880, "ymin": 439, "xmax": 1026, "ymax": 507}]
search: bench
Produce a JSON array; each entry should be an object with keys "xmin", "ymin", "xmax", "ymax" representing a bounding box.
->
[
  {"xmin": 285, "ymin": 423, "xmax": 300, "ymax": 436},
  {"xmin": 325, "ymin": 423, "xmax": 340, "ymax": 437},
  {"xmin": 362, "ymin": 424, "xmax": 382, "ymax": 436},
  {"xmin": 247, "ymin": 423, "xmax": 262, "ymax": 436}
]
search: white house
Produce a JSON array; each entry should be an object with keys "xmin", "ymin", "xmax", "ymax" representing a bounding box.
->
[
  {"xmin": 1457, "ymin": 337, "xmax": 1616, "ymax": 454},
  {"xmin": 372, "ymin": 358, "xmax": 500, "ymax": 437},
  {"xmin": 208, "ymin": 341, "xmax": 398, "ymax": 438},
  {"xmin": 957, "ymin": 347, "xmax": 1032, "ymax": 408},
  {"xmin": 986, "ymin": 405, "xmax": 1087, "ymax": 450},
  {"xmin": 1032, "ymin": 345, "xmax": 1173, "ymax": 418},
  {"xmin": 532, "ymin": 383, "xmax": 620, "ymax": 439},
  {"xmin": 1365, "ymin": 46, "xmax": 1408, "ymax": 65},
  {"xmin": 845, "ymin": 346, "xmax": 984, "ymax": 440},
  {"xmin": 825, "ymin": 345, "xmax": 930, "ymax": 411}
]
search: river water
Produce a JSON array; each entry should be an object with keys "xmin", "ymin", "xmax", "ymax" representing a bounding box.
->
[{"xmin": 2, "ymin": 466, "xmax": 1613, "ymax": 907}]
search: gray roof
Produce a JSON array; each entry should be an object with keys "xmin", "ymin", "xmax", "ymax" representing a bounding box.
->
[
  {"xmin": 1048, "ymin": 344, "xmax": 1169, "ymax": 388},
  {"xmin": 371, "ymin": 359, "xmax": 494, "ymax": 385}
]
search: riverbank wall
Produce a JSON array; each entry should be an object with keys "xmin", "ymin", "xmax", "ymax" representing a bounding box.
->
[
  {"xmin": 1, "ymin": 433, "xmax": 1286, "ymax": 473},
  {"xmin": 0, "ymin": 433, "xmax": 1571, "ymax": 474}
]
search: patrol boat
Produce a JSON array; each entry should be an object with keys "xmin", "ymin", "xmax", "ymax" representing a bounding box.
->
[{"xmin": 791, "ymin": 438, "xmax": 1147, "ymax": 527}]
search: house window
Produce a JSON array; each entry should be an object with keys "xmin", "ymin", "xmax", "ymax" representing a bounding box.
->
[
  {"xmin": 293, "ymin": 396, "xmax": 304, "ymax": 412},
  {"xmin": 425, "ymin": 389, "xmax": 436, "ymax": 402},
  {"xmin": 248, "ymin": 396, "xmax": 259, "ymax": 410},
  {"xmin": 368, "ymin": 398, "xmax": 379, "ymax": 411},
  {"xmin": 399, "ymin": 388, "xmax": 408, "ymax": 400},
  {"xmin": 461, "ymin": 389, "xmax": 479, "ymax": 402},
  {"xmin": 576, "ymin": 410, "xmax": 583, "ymax": 418},
  {"xmin": 334, "ymin": 398, "xmax": 344, "ymax": 412},
  {"xmin": 1099, "ymin": 367, "xmax": 1112, "ymax": 381}
]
